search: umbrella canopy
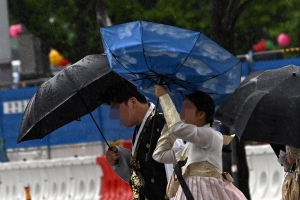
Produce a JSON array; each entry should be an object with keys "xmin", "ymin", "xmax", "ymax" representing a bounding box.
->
[
  {"xmin": 18, "ymin": 54, "xmax": 129, "ymax": 144},
  {"xmin": 100, "ymin": 20, "xmax": 242, "ymax": 107},
  {"xmin": 215, "ymin": 65, "xmax": 300, "ymax": 148}
]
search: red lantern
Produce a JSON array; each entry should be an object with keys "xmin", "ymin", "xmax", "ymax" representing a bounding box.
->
[
  {"xmin": 253, "ymin": 39, "xmax": 266, "ymax": 52},
  {"xmin": 60, "ymin": 58, "xmax": 71, "ymax": 67},
  {"xmin": 277, "ymin": 33, "xmax": 291, "ymax": 47}
]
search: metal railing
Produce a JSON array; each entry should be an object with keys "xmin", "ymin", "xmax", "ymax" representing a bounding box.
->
[{"xmin": 0, "ymin": 77, "xmax": 50, "ymax": 90}]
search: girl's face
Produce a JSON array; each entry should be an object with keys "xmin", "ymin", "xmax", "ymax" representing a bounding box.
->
[{"xmin": 180, "ymin": 99, "xmax": 199, "ymax": 125}]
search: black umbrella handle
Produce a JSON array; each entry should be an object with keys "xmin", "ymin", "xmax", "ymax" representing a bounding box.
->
[{"xmin": 108, "ymin": 146, "xmax": 119, "ymax": 165}]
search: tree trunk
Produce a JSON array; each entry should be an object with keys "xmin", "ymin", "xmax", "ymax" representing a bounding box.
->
[
  {"xmin": 96, "ymin": 0, "xmax": 112, "ymax": 53},
  {"xmin": 72, "ymin": 0, "xmax": 97, "ymax": 62},
  {"xmin": 210, "ymin": 1, "xmax": 252, "ymax": 199},
  {"xmin": 209, "ymin": 0, "xmax": 236, "ymax": 54}
]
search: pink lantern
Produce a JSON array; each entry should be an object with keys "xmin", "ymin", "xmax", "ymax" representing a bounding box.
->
[
  {"xmin": 277, "ymin": 33, "xmax": 291, "ymax": 47},
  {"xmin": 9, "ymin": 24, "xmax": 22, "ymax": 38}
]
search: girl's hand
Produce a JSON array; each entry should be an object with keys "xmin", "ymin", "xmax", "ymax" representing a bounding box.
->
[{"xmin": 155, "ymin": 85, "xmax": 168, "ymax": 97}]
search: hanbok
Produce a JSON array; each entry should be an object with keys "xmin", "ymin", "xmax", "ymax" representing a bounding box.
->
[{"xmin": 153, "ymin": 94, "xmax": 247, "ymax": 200}]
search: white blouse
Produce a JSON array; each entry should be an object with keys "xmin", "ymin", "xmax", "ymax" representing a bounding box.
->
[
  {"xmin": 153, "ymin": 123, "xmax": 223, "ymax": 170},
  {"xmin": 152, "ymin": 93, "xmax": 224, "ymax": 171}
]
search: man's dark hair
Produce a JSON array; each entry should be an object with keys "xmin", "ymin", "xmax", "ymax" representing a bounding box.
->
[
  {"xmin": 105, "ymin": 80, "xmax": 147, "ymax": 105},
  {"xmin": 185, "ymin": 92, "xmax": 215, "ymax": 126}
]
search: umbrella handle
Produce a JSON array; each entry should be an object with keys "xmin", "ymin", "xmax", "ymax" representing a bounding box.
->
[{"xmin": 108, "ymin": 146, "xmax": 119, "ymax": 165}]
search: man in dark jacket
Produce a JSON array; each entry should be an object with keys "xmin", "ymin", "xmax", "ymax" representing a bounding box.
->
[{"xmin": 105, "ymin": 81, "xmax": 169, "ymax": 200}]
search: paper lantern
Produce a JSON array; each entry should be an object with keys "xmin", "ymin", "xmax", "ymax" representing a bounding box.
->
[
  {"xmin": 253, "ymin": 39, "xmax": 266, "ymax": 52},
  {"xmin": 277, "ymin": 33, "xmax": 291, "ymax": 47},
  {"xmin": 9, "ymin": 24, "xmax": 22, "ymax": 38},
  {"xmin": 49, "ymin": 49, "xmax": 64, "ymax": 66},
  {"xmin": 266, "ymin": 40, "xmax": 275, "ymax": 50},
  {"xmin": 60, "ymin": 58, "xmax": 71, "ymax": 67}
]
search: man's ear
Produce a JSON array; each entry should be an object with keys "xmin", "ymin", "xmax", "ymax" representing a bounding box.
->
[{"xmin": 129, "ymin": 97, "xmax": 138, "ymax": 108}]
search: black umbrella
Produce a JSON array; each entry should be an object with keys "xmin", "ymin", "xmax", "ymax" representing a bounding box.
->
[
  {"xmin": 215, "ymin": 65, "xmax": 300, "ymax": 148},
  {"xmin": 270, "ymin": 143, "xmax": 286, "ymax": 158},
  {"xmin": 18, "ymin": 54, "xmax": 128, "ymax": 146}
]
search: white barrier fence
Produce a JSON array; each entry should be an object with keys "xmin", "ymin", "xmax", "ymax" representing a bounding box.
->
[
  {"xmin": 0, "ymin": 144, "xmax": 285, "ymax": 199},
  {"xmin": 246, "ymin": 145, "xmax": 284, "ymax": 200},
  {"xmin": 0, "ymin": 156, "xmax": 103, "ymax": 200}
]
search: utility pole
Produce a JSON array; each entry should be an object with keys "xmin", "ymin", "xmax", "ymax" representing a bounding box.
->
[
  {"xmin": 0, "ymin": 0, "xmax": 13, "ymax": 86},
  {"xmin": 0, "ymin": 0, "xmax": 12, "ymax": 162}
]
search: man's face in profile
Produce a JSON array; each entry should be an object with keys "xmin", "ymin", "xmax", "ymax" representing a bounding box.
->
[{"xmin": 109, "ymin": 101, "xmax": 134, "ymax": 127}]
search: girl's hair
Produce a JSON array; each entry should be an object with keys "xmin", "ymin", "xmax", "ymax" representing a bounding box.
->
[{"xmin": 185, "ymin": 92, "xmax": 215, "ymax": 126}]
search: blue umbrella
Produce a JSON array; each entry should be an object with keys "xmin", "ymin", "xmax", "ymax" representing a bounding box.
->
[
  {"xmin": 100, "ymin": 20, "xmax": 242, "ymax": 162},
  {"xmin": 100, "ymin": 20, "xmax": 242, "ymax": 109}
]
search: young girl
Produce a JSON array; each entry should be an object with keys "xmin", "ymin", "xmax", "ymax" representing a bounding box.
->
[{"xmin": 152, "ymin": 85, "xmax": 247, "ymax": 200}]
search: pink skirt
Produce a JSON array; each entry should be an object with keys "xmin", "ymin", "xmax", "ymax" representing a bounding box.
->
[{"xmin": 174, "ymin": 176, "xmax": 247, "ymax": 200}]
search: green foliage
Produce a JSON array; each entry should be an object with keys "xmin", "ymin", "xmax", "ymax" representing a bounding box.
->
[
  {"xmin": 8, "ymin": 0, "xmax": 300, "ymax": 60},
  {"xmin": 8, "ymin": 0, "xmax": 102, "ymax": 62},
  {"xmin": 106, "ymin": 0, "xmax": 211, "ymax": 34},
  {"xmin": 106, "ymin": 0, "xmax": 300, "ymax": 55},
  {"xmin": 235, "ymin": 0, "xmax": 296, "ymax": 54}
]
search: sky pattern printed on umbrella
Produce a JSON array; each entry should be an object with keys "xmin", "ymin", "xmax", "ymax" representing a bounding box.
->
[{"xmin": 100, "ymin": 20, "xmax": 241, "ymax": 108}]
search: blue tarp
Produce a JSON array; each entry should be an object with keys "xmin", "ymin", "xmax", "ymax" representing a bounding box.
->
[{"xmin": 242, "ymin": 57, "xmax": 300, "ymax": 76}]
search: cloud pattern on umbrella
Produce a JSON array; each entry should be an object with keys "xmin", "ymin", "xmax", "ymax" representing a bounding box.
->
[{"xmin": 100, "ymin": 20, "xmax": 242, "ymax": 107}]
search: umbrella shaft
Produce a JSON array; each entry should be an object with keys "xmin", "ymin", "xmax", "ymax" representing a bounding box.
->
[
  {"xmin": 77, "ymin": 92, "xmax": 110, "ymax": 147},
  {"xmin": 88, "ymin": 112, "xmax": 110, "ymax": 147}
]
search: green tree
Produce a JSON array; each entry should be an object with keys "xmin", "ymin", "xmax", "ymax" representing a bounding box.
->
[
  {"xmin": 8, "ymin": 0, "xmax": 103, "ymax": 62},
  {"xmin": 234, "ymin": 0, "xmax": 295, "ymax": 53},
  {"xmin": 9, "ymin": 0, "xmax": 299, "ymax": 62},
  {"xmin": 107, "ymin": 0, "xmax": 299, "ymax": 55}
]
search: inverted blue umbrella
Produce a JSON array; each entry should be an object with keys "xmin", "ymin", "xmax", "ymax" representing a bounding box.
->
[
  {"xmin": 100, "ymin": 21, "xmax": 242, "ymax": 161},
  {"xmin": 100, "ymin": 20, "xmax": 242, "ymax": 110}
]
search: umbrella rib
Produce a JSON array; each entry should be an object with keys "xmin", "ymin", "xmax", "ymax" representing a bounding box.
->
[
  {"xmin": 200, "ymin": 61, "xmax": 242, "ymax": 82},
  {"xmin": 110, "ymin": 55, "xmax": 140, "ymax": 78},
  {"xmin": 172, "ymin": 32, "xmax": 202, "ymax": 75},
  {"xmin": 140, "ymin": 21, "xmax": 154, "ymax": 76},
  {"xmin": 162, "ymin": 29, "xmax": 241, "ymax": 85},
  {"xmin": 102, "ymin": 33, "xmax": 141, "ymax": 75},
  {"xmin": 177, "ymin": 61, "xmax": 242, "ymax": 85},
  {"xmin": 106, "ymin": 54, "xmax": 164, "ymax": 84},
  {"xmin": 107, "ymin": 21, "xmax": 157, "ymax": 83},
  {"xmin": 64, "ymin": 70, "xmax": 111, "ymax": 147},
  {"xmin": 165, "ymin": 77, "xmax": 218, "ymax": 95}
]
